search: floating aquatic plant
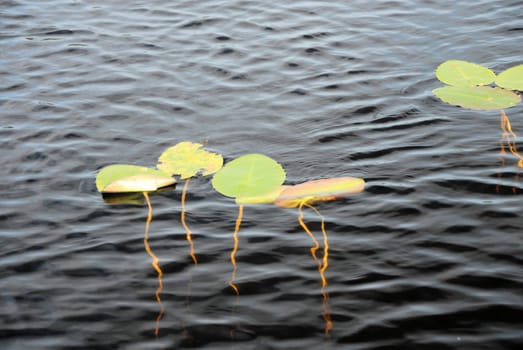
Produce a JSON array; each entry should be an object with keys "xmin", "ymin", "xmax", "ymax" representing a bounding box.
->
[
  {"xmin": 212, "ymin": 153, "xmax": 286, "ymax": 201},
  {"xmin": 94, "ymin": 141, "xmax": 223, "ymax": 335},
  {"xmin": 433, "ymin": 60, "xmax": 523, "ymax": 191},
  {"xmin": 157, "ymin": 141, "xmax": 223, "ymax": 179},
  {"xmin": 212, "ymin": 154, "xmax": 365, "ymax": 335},
  {"xmin": 212, "ymin": 153, "xmax": 286, "ymax": 295},
  {"xmin": 273, "ymin": 177, "xmax": 366, "ymax": 208},
  {"xmin": 433, "ymin": 60, "xmax": 521, "ymax": 110},
  {"xmin": 96, "ymin": 146, "xmax": 366, "ymax": 335},
  {"xmin": 95, "ymin": 163, "xmax": 175, "ymax": 337},
  {"xmin": 435, "ymin": 59, "xmax": 496, "ymax": 87},
  {"xmin": 495, "ymin": 64, "xmax": 523, "ymax": 91},
  {"xmin": 274, "ymin": 176, "xmax": 365, "ymax": 335},
  {"xmin": 158, "ymin": 141, "xmax": 223, "ymax": 264},
  {"xmin": 432, "ymin": 85, "xmax": 520, "ymax": 110}
]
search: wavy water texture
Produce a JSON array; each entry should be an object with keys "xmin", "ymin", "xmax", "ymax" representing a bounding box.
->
[{"xmin": 1, "ymin": 0, "xmax": 522, "ymax": 349}]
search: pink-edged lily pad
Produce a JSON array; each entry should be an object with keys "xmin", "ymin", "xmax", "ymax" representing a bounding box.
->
[{"xmin": 274, "ymin": 177, "xmax": 365, "ymax": 208}]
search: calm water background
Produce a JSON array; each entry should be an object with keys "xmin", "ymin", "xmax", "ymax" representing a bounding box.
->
[{"xmin": 1, "ymin": 0, "xmax": 523, "ymax": 349}]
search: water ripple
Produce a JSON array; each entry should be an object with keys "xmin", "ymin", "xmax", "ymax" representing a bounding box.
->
[{"xmin": 1, "ymin": 0, "xmax": 523, "ymax": 349}]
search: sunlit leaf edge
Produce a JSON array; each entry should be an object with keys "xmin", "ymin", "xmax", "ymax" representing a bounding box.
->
[{"xmin": 96, "ymin": 164, "xmax": 175, "ymax": 193}]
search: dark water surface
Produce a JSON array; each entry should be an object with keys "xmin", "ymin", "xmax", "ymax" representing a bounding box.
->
[{"xmin": 2, "ymin": 1, "xmax": 523, "ymax": 349}]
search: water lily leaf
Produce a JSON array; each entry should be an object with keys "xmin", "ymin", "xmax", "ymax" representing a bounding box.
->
[
  {"xmin": 274, "ymin": 177, "xmax": 365, "ymax": 208},
  {"xmin": 435, "ymin": 60, "xmax": 496, "ymax": 87},
  {"xmin": 432, "ymin": 86, "xmax": 521, "ymax": 110},
  {"xmin": 157, "ymin": 141, "xmax": 223, "ymax": 179},
  {"xmin": 96, "ymin": 164, "xmax": 175, "ymax": 193},
  {"xmin": 495, "ymin": 64, "xmax": 523, "ymax": 91},
  {"xmin": 212, "ymin": 154, "xmax": 286, "ymax": 200}
]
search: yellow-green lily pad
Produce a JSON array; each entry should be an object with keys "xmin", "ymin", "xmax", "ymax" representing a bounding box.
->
[
  {"xmin": 435, "ymin": 60, "xmax": 496, "ymax": 87},
  {"xmin": 432, "ymin": 86, "xmax": 521, "ymax": 110},
  {"xmin": 157, "ymin": 141, "xmax": 223, "ymax": 179},
  {"xmin": 496, "ymin": 64, "xmax": 523, "ymax": 91},
  {"xmin": 96, "ymin": 164, "xmax": 175, "ymax": 193}
]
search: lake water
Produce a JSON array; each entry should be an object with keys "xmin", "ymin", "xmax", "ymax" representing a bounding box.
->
[{"xmin": 1, "ymin": 0, "xmax": 523, "ymax": 349}]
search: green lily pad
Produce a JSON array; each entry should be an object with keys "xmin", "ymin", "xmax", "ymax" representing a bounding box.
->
[
  {"xmin": 157, "ymin": 141, "xmax": 223, "ymax": 179},
  {"xmin": 96, "ymin": 164, "xmax": 175, "ymax": 193},
  {"xmin": 495, "ymin": 64, "xmax": 523, "ymax": 91},
  {"xmin": 435, "ymin": 60, "xmax": 496, "ymax": 87},
  {"xmin": 212, "ymin": 154, "xmax": 286, "ymax": 201},
  {"xmin": 432, "ymin": 86, "xmax": 521, "ymax": 110},
  {"xmin": 274, "ymin": 177, "xmax": 365, "ymax": 208}
]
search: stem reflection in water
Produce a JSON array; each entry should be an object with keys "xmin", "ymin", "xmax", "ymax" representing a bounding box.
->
[
  {"xmin": 181, "ymin": 179, "xmax": 198, "ymax": 264},
  {"xmin": 498, "ymin": 109, "xmax": 523, "ymax": 193},
  {"xmin": 229, "ymin": 204, "xmax": 243, "ymax": 295},
  {"xmin": 143, "ymin": 192, "xmax": 165, "ymax": 337},
  {"xmin": 298, "ymin": 201, "xmax": 332, "ymax": 336}
]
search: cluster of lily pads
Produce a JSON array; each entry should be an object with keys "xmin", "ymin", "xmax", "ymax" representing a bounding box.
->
[
  {"xmin": 96, "ymin": 60, "xmax": 522, "ymax": 214},
  {"xmin": 96, "ymin": 142, "xmax": 360, "ymax": 335},
  {"xmin": 432, "ymin": 60, "xmax": 522, "ymax": 110},
  {"xmin": 432, "ymin": 60, "xmax": 523, "ymax": 172},
  {"xmin": 95, "ymin": 141, "xmax": 365, "ymax": 277},
  {"xmin": 96, "ymin": 142, "xmax": 365, "ymax": 270},
  {"xmin": 96, "ymin": 141, "xmax": 365, "ymax": 209},
  {"xmin": 95, "ymin": 59, "xmax": 522, "ymax": 336}
]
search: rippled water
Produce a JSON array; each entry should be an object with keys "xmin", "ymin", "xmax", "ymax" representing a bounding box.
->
[{"xmin": 1, "ymin": 0, "xmax": 523, "ymax": 349}]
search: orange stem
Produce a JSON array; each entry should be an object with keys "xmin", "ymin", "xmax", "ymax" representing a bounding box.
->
[
  {"xmin": 298, "ymin": 201, "xmax": 320, "ymax": 259},
  {"xmin": 499, "ymin": 110, "xmax": 522, "ymax": 194},
  {"xmin": 501, "ymin": 110, "xmax": 523, "ymax": 167},
  {"xmin": 143, "ymin": 192, "xmax": 164, "ymax": 337},
  {"xmin": 229, "ymin": 204, "xmax": 243, "ymax": 295},
  {"xmin": 305, "ymin": 203, "xmax": 332, "ymax": 336},
  {"xmin": 181, "ymin": 179, "xmax": 198, "ymax": 264}
]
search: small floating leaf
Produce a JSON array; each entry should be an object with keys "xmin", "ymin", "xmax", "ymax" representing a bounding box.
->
[
  {"xmin": 212, "ymin": 154, "xmax": 286, "ymax": 201},
  {"xmin": 157, "ymin": 141, "xmax": 223, "ymax": 179},
  {"xmin": 432, "ymin": 86, "xmax": 521, "ymax": 110},
  {"xmin": 435, "ymin": 60, "xmax": 496, "ymax": 87},
  {"xmin": 495, "ymin": 64, "xmax": 523, "ymax": 91},
  {"xmin": 274, "ymin": 177, "xmax": 365, "ymax": 208},
  {"xmin": 96, "ymin": 164, "xmax": 175, "ymax": 193}
]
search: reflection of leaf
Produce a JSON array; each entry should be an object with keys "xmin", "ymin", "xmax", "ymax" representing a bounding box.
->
[
  {"xmin": 101, "ymin": 186, "xmax": 175, "ymax": 205},
  {"xmin": 157, "ymin": 141, "xmax": 223, "ymax": 179},
  {"xmin": 96, "ymin": 164, "xmax": 176, "ymax": 193},
  {"xmin": 432, "ymin": 86, "xmax": 521, "ymax": 110},
  {"xmin": 212, "ymin": 154, "xmax": 286, "ymax": 201},
  {"xmin": 435, "ymin": 60, "xmax": 496, "ymax": 87},
  {"xmin": 102, "ymin": 192, "xmax": 146, "ymax": 205},
  {"xmin": 496, "ymin": 64, "xmax": 523, "ymax": 91},
  {"xmin": 274, "ymin": 177, "xmax": 365, "ymax": 208}
]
